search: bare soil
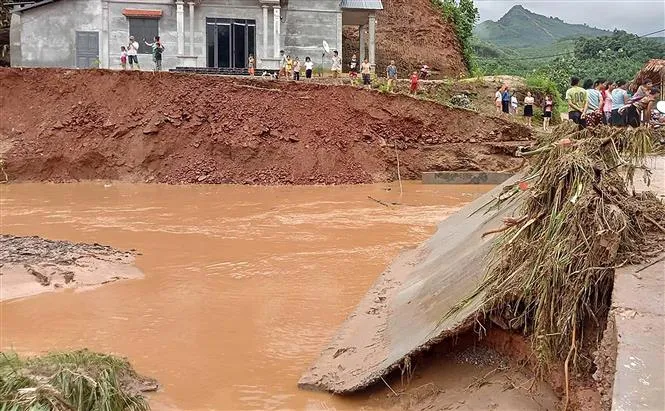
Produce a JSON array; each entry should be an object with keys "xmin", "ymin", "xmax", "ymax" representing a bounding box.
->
[
  {"xmin": 343, "ymin": 0, "xmax": 467, "ymax": 77},
  {"xmin": 0, "ymin": 68, "xmax": 531, "ymax": 185},
  {"xmin": 358, "ymin": 336, "xmax": 559, "ymax": 411},
  {"xmin": 0, "ymin": 234, "xmax": 143, "ymax": 301}
]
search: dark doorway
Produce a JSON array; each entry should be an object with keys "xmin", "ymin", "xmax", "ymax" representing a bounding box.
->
[
  {"xmin": 75, "ymin": 31, "xmax": 99, "ymax": 68},
  {"xmin": 206, "ymin": 18, "xmax": 256, "ymax": 69}
]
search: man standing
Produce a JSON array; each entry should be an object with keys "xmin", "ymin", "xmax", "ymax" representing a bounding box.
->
[
  {"xmin": 501, "ymin": 87, "xmax": 511, "ymax": 114},
  {"xmin": 566, "ymin": 77, "xmax": 587, "ymax": 127},
  {"xmin": 331, "ymin": 50, "xmax": 342, "ymax": 79},
  {"xmin": 360, "ymin": 58, "xmax": 372, "ymax": 90},
  {"xmin": 144, "ymin": 36, "xmax": 164, "ymax": 72},
  {"xmin": 127, "ymin": 36, "xmax": 140, "ymax": 70},
  {"xmin": 386, "ymin": 60, "xmax": 397, "ymax": 92}
]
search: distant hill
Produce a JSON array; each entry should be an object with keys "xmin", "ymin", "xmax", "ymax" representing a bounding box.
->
[{"xmin": 474, "ymin": 5, "xmax": 612, "ymax": 49}]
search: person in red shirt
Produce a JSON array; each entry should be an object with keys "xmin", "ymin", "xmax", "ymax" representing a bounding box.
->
[{"xmin": 410, "ymin": 71, "xmax": 419, "ymax": 94}]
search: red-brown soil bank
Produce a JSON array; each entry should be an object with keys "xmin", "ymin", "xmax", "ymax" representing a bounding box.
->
[{"xmin": 0, "ymin": 68, "xmax": 529, "ymax": 185}]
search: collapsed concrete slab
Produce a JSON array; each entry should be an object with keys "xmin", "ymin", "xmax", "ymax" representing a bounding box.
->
[
  {"xmin": 299, "ymin": 176, "xmax": 523, "ymax": 393},
  {"xmin": 422, "ymin": 171, "xmax": 514, "ymax": 185}
]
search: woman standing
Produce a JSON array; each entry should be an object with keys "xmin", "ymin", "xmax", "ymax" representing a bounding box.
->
[
  {"xmin": 523, "ymin": 91, "xmax": 534, "ymax": 127},
  {"xmin": 602, "ymin": 81, "xmax": 615, "ymax": 124},
  {"xmin": 582, "ymin": 79, "xmax": 604, "ymax": 127},
  {"xmin": 542, "ymin": 95, "xmax": 553, "ymax": 131},
  {"xmin": 611, "ymin": 80, "xmax": 629, "ymax": 126},
  {"xmin": 495, "ymin": 86, "xmax": 503, "ymax": 113},
  {"xmin": 304, "ymin": 57, "xmax": 314, "ymax": 79}
]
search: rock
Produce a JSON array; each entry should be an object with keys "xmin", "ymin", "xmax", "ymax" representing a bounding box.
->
[
  {"xmin": 288, "ymin": 135, "xmax": 300, "ymax": 142},
  {"xmin": 142, "ymin": 126, "xmax": 158, "ymax": 135}
]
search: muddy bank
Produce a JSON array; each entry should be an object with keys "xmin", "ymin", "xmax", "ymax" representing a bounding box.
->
[
  {"xmin": 343, "ymin": 0, "xmax": 466, "ymax": 77},
  {"xmin": 0, "ymin": 234, "xmax": 142, "ymax": 301},
  {"xmin": 0, "ymin": 68, "xmax": 531, "ymax": 185},
  {"xmin": 360, "ymin": 342, "xmax": 558, "ymax": 411}
]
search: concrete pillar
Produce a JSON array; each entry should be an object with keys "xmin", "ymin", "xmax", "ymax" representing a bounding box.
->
[
  {"xmin": 273, "ymin": 6, "xmax": 281, "ymax": 58},
  {"xmin": 188, "ymin": 2, "xmax": 195, "ymax": 56},
  {"xmin": 359, "ymin": 25, "xmax": 366, "ymax": 62},
  {"xmin": 368, "ymin": 12, "xmax": 376, "ymax": 71},
  {"xmin": 101, "ymin": 0, "xmax": 109, "ymax": 68},
  {"xmin": 176, "ymin": 0, "xmax": 185, "ymax": 55},
  {"xmin": 262, "ymin": 5, "xmax": 269, "ymax": 60},
  {"xmin": 336, "ymin": 12, "xmax": 343, "ymax": 59}
]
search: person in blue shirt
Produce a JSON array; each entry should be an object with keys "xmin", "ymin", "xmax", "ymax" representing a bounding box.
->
[
  {"xmin": 501, "ymin": 88, "xmax": 511, "ymax": 114},
  {"xmin": 610, "ymin": 80, "xmax": 629, "ymax": 126}
]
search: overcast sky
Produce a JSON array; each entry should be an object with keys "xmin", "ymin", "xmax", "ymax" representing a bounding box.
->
[{"xmin": 476, "ymin": 0, "xmax": 665, "ymax": 37}]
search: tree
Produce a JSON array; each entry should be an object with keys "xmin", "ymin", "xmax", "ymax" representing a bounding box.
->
[{"xmin": 432, "ymin": 0, "xmax": 479, "ymax": 72}]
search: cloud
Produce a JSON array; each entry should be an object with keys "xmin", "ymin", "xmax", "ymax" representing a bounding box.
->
[{"xmin": 476, "ymin": 0, "xmax": 665, "ymax": 36}]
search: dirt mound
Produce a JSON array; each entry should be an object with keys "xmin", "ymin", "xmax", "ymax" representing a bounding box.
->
[
  {"xmin": 0, "ymin": 68, "xmax": 530, "ymax": 185},
  {"xmin": 344, "ymin": 0, "xmax": 466, "ymax": 77}
]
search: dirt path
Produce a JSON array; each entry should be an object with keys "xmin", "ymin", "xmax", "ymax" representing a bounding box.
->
[
  {"xmin": 0, "ymin": 234, "xmax": 142, "ymax": 301},
  {"xmin": 0, "ymin": 68, "xmax": 531, "ymax": 185}
]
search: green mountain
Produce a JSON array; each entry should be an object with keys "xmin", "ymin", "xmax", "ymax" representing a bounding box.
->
[{"xmin": 474, "ymin": 5, "xmax": 612, "ymax": 49}]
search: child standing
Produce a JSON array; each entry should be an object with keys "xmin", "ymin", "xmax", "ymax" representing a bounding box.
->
[
  {"xmin": 248, "ymin": 54, "xmax": 255, "ymax": 76},
  {"xmin": 349, "ymin": 54, "xmax": 358, "ymax": 85},
  {"xmin": 293, "ymin": 57, "xmax": 301, "ymax": 81},
  {"xmin": 304, "ymin": 57, "xmax": 314, "ymax": 79},
  {"xmin": 410, "ymin": 71, "xmax": 419, "ymax": 94},
  {"xmin": 510, "ymin": 93, "xmax": 518, "ymax": 115},
  {"xmin": 120, "ymin": 46, "xmax": 128, "ymax": 70},
  {"xmin": 286, "ymin": 55, "xmax": 293, "ymax": 80}
]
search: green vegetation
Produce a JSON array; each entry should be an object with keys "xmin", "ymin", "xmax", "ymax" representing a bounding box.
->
[
  {"xmin": 431, "ymin": 0, "xmax": 479, "ymax": 72},
  {"xmin": 470, "ymin": 6, "xmax": 665, "ymax": 97},
  {"xmin": 1, "ymin": 350, "xmax": 153, "ymax": 411},
  {"xmin": 477, "ymin": 31, "xmax": 665, "ymax": 95},
  {"xmin": 474, "ymin": 5, "xmax": 611, "ymax": 49}
]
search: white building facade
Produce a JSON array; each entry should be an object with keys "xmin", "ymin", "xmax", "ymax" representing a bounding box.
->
[{"xmin": 10, "ymin": 0, "xmax": 382, "ymax": 71}]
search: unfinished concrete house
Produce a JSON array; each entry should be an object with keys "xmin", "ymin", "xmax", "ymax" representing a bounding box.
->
[{"xmin": 9, "ymin": 0, "xmax": 382, "ymax": 72}]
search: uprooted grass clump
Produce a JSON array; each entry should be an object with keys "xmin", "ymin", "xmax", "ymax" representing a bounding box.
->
[
  {"xmin": 0, "ymin": 350, "xmax": 157, "ymax": 411},
  {"xmin": 447, "ymin": 123, "xmax": 665, "ymax": 384}
]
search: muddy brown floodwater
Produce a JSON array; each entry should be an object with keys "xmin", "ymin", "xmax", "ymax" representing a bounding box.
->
[{"xmin": 0, "ymin": 182, "xmax": 553, "ymax": 410}]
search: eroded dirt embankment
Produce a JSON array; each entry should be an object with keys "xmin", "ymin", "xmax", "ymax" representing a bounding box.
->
[{"xmin": 0, "ymin": 68, "xmax": 530, "ymax": 185}]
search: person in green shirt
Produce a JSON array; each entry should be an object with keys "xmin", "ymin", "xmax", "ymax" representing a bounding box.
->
[
  {"xmin": 565, "ymin": 76, "xmax": 587, "ymax": 128},
  {"xmin": 144, "ymin": 36, "xmax": 165, "ymax": 72}
]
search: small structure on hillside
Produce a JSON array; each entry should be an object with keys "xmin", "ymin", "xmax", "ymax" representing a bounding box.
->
[
  {"xmin": 9, "ymin": 0, "xmax": 382, "ymax": 72},
  {"xmin": 633, "ymin": 58, "xmax": 665, "ymax": 100}
]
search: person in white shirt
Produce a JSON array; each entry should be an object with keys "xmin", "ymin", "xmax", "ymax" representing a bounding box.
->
[
  {"xmin": 523, "ymin": 91, "xmax": 535, "ymax": 127},
  {"xmin": 495, "ymin": 86, "xmax": 503, "ymax": 113},
  {"xmin": 127, "ymin": 36, "xmax": 140, "ymax": 70},
  {"xmin": 510, "ymin": 93, "xmax": 518, "ymax": 115},
  {"xmin": 304, "ymin": 56, "xmax": 314, "ymax": 79}
]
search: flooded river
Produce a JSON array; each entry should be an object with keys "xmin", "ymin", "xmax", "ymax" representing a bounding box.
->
[{"xmin": 1, "ymin": 182, "xmax": 490, "ymax": 410}]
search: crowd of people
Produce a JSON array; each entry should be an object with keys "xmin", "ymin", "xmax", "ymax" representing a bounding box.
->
[
  {"xmin": 495, "ymin": 77, "xmax": 661, "ymax": 131},
  {"xmin": 565, "ymin": 77, "xmax": 660, "ymax": 129}
]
